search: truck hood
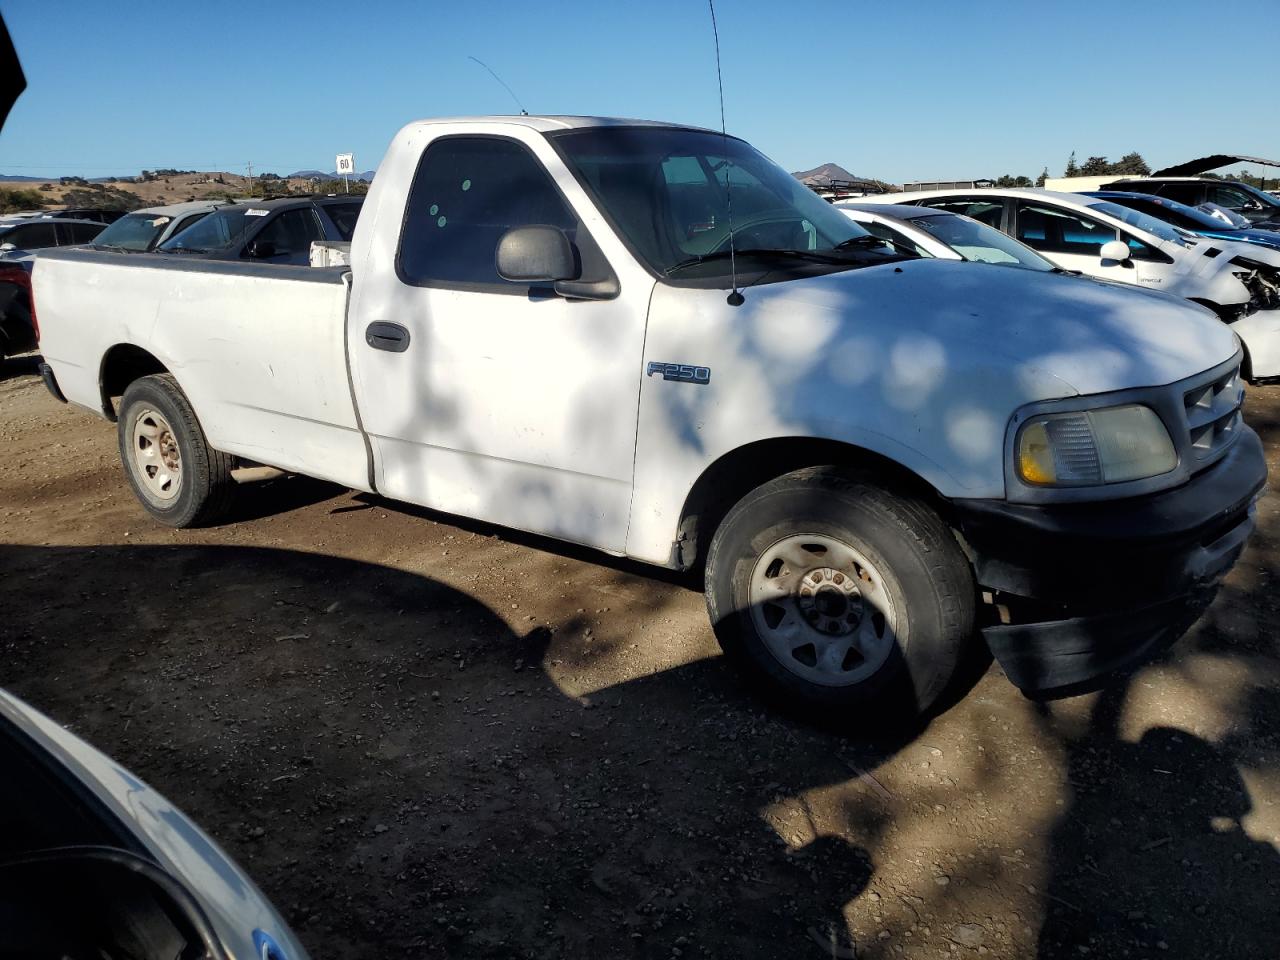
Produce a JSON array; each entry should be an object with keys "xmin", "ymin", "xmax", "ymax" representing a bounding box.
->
[{"xmin": 744, "ymin": 258, "xmax": 1238, "ymax": 396}]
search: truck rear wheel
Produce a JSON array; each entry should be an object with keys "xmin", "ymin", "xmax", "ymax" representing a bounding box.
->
[
  {"xmin": 704, "ymin": 468, "xmax": 976, "ymax": 720},
  {"xmin": 117, "ymin": 374, "xmax": 234, "ymax": 528}
]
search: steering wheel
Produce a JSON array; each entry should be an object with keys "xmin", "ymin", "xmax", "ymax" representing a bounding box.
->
[{"xmin": 708, "ymin": 214, "xmax": 814, "ymax": 253}]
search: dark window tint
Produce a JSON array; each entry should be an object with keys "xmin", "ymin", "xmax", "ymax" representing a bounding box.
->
[
  {"xmin": 59, "ymin": 222, "xmax": 105, "ymax": 244},
  {"xmin": 170, "ymin": 212, "xmax": 208, "ymax": 239},
  {"xmin": 918, "ymin": 198, "xmax": 1004, "ymax": 228},
  {"xmin": 1015, "ymin": 202, "xmax": 1115, "ymax": 255},
  {"xmin": 1208, "ymin": 184, "xmax": 1257, "ymax": 210},
  {"xmin": 323, "ymin": 203, "xmax": 362, "ymax": 240},
  {"xmin": 1, "ymin": 222, "xmax": 58, "ymax": 249},
  {"xmin": 1124, "ymin": 233, "xmax": 1170, "ymax": 262},
  {"xmin": 1152, "ymin": 182, "xmax": 1201, "ymax": 204},
  {"xmin": 251, "ymin": 209, "xmax": 325, "ymax": 258},
  {"xmin": 399, "ymin": 137, "xmax": 576, "ymax": 287}
]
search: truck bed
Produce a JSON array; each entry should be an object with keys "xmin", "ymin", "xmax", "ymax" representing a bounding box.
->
[{"xmin": 34, "ymin": 249, "xmax": 370, "ymax": 491}]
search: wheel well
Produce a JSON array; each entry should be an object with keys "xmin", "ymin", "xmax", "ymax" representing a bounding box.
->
[
  {"xmin": 99, "ymin": 344, "xmax": 169, "ymax": 421},
  {"xmin": 673, "ymin": 437, "xmax": 945, "ymax": 572}
]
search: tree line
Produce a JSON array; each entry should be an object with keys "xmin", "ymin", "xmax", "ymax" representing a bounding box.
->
[{"xmin": 991, "ymin": 151, "xmax": 1153, "ymax": 188}]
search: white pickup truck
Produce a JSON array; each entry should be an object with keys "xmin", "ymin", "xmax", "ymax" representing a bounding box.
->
[{"xmin": 32, "ymin": 116, "xmax": 1266, "ymax": 718}]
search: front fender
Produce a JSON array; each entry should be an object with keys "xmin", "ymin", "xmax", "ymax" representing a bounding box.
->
[{"xmin": 624, "ymin": 274, "xmax": 1079, "ymax": 565}]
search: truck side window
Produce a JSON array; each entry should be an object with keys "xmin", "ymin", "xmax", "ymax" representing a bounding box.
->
[
  {"xmin": 1015, "ymin": 203, "xmax": 1115, "ymax": 256},
  {"xmin": 398, "ymin": 136, "xmax": 577, "ymax": 289}
]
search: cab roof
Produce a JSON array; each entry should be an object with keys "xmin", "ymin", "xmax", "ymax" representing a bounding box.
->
[{"xmin": 405, "ymin": 115, "xmax": 719, "ymax": 135}]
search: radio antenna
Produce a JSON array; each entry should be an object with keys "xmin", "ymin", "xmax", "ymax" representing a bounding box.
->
[
  {"xmin": 707, "ymin": 0, "xmax": 743, "ymax": 306},
  {"xmin": 467, "ymin": 56, "xmax": 529, "ymax": 116}
]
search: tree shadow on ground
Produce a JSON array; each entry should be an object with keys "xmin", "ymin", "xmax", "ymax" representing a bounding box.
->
[
  {"xmin": 1034, "ymin": 678, "xmax": 1280, "ymax": 959},
  {"xmin": 0, "ymin": 542, "xmax": 920, "ymax": 958},
  {"xmin": 2, "ymin": 537, "xmax": 1274, "ymax": 959}
]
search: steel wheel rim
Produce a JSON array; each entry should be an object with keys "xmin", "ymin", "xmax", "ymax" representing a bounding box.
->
[
  {"xmin": 130, "ymin": 408, "xmax": 182, "ymax": 502},
  {"xmin": 748, "ymin": 533, "xmax": 899, "ymax": 687}
]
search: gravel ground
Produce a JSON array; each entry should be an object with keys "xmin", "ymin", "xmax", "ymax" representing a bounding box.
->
[{"xmin": 2, "ymin": 352, "xmax": 1278, "ymax": 959}]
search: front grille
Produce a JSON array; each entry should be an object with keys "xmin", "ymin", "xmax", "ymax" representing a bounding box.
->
[{"xmin": 1183, "ymin": 362, "xmax": 1244, "ymax": 463}]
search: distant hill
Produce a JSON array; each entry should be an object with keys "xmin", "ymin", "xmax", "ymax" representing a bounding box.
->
[
  {"xmin": 792, "ymin": 162, "xmax": 865, "ymax": 185},
  {"xmin": 287, "ymin": 169, "xmax": 377, "ymax": 182}
]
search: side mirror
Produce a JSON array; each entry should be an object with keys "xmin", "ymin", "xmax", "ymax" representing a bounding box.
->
[
  {"xmin": 246, "ymin": 239, "xmax": 277, "ymax": 259},
  {"xmin": 1100, "ymin": 239, "xmax": 1132, "ymax": 265},
  {"xmin": 496, "ymin": 225, "xmax": 577, "ymax": 283},
  {"xmin": 1244, "ymin": 200, "xmax": 1265, "ymax": 212},
  {"xmin": 0, "ymin": 242, "xmax": 14, "ymax": 251}
]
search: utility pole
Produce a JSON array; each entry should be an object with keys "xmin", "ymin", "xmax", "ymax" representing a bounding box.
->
[{"xmin": 246, "ymin": 161, "xmax": 254, "ymax": 196}]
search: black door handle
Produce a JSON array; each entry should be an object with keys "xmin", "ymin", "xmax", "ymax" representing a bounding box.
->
[{"xmin": 365, "ymin": 322, "xmax": 410, "ymax": 353}]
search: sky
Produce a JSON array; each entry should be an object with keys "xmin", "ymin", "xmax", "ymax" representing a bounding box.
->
[{"xmin": 2, "ymin": 0, "xmax": 1279, "ymax": 183}]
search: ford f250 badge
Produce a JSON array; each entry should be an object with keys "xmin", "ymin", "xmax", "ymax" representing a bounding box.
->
[{"xmin": 647, "ymin": 362, "xmax": 711, "ymax": 384}]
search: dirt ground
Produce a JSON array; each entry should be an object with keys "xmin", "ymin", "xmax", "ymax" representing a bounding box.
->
[{"xmin": 2, "ymin": 352, "xmax": 1277, "ymax": 959}]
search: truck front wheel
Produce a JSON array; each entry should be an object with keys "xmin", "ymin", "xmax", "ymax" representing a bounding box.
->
[
  {"xmin": 117, "ymin": 374, "xmax": 234, "ymax": 528},
  {"xmin": 704, "ymin": 469, "xmax": 976, "ymax": 720}
]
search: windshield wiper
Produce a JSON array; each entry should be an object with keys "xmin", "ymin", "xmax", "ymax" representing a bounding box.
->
[
  {"xmin": 664, "ymin": 247, "xmax": 870, "ymax": 276},
  {"xmin": 834, "ymin": 235, "xmax": 891, "ymax": 251},
  {"xmin": 161, "ymin": 246, "xmax": 207, "ymax": 255}
]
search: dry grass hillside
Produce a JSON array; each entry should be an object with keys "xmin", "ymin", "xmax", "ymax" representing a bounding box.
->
[{"xmin": 7, "ymin": 171, "xmax": 363, "ymax": 212}]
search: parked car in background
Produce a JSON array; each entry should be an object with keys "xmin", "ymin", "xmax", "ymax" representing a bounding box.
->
[
  {"xmin": 157, "ymin": 195, "xmax": 364, "ymax": 265},
  {"xmin": 0, "ymin": 686, "xmax": 309, "ymax": 960},
  {"xmin": 0, "ymin": 258, "xmax": 35, "ymax": 357},
  {"xmin": 863, "ymin": 188, "xmax": 1280, "ymax": 379},
  {"xmin": 38, "ymin": 207, "xmax": 127, "ymax": 224},
  {"xmin": 834, "ymin": 201, "xmax": 1058, "ymax": 271},
  {"xmin": 89, "ymin": 200, "xmax": 232, "ymax": 253},
  {"xmin": 0, "ymin": 218, "xmax": 107, "ymax": 356},
  {"xmin": 0, "ymin": 216, "xmax": 105, "ymax": 254},
  {"xmin": 1086, "ymin": 191, "xmax": 1280, "ymax": 254},
  {"xmin": 31, "ymin": 115, "xmax": 1266, "ymax": 716},
  {"xmin": 1104, "ymin": 177, "xmax": 1280, "ymax": 230}
]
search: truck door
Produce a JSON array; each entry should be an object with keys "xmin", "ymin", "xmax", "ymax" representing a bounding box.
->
[
  {"xmin": 1012, "ymin": 200, "xmax": 1134, "ymax": 282},
  {"xmin": 347, "ymin": 133, "xmax": 652, "ymax": 553}
]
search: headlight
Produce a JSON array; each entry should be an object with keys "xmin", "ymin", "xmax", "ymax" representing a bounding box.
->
[{"xmin": 1016, "ymin": 404, "xmax": 1176, "ymax": 486}]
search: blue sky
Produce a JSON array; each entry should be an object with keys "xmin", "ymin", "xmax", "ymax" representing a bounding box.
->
[{"xmin": 2, "ymin": 0, "xmax": 1278, "ymax": 183}]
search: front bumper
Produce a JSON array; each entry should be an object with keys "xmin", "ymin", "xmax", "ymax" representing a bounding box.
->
[{"xmin": 951, "ymin": 426, "xmax": 1266, "ymax": 696}]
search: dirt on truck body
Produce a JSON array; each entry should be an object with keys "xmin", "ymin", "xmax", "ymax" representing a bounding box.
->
[{"xmin": 2, "ymin": 354, "xmax": 1278, "ymax": 959}]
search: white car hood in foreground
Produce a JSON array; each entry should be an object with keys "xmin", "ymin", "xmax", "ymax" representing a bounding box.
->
[
  {"xmin": 0, "ymin": 689, "xmax": 308, "ymax": 960},
  {"xmin": 754, "ymin": 257, "xmax": 1238, "ymax": 396}
]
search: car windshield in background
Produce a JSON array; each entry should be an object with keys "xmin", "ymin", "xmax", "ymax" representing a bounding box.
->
[
  {"xmin": 1197, "ymin": 202, "xmax": 1251, "ymax": 228},
  {"xmin": 159, "ymin": 207, "xmax": 257, "ymax": 253},
  {"xmin": 91, "ymin": 212, "xmax": 173, "ymax": 251},
  {"xmin": 1240, "ymin": 182, "xmax": 1280, "ymax": 208},
  {"xmin": 911, "ymin": 213, "xmax": 1056, "ymax": 271},
  {"xmin": 552, "ymin": 126, "xmax": 878, "ymax": 278},
  {"xmin": 1089, "ymin": 201, "xmax": 1184, "ymax": 244}
]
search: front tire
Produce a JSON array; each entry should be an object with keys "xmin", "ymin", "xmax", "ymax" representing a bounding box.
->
[
  {"xmin": 117, "ymin": 374, "xmax": 234, "ymax": 527},
  {"xmin": 704, "ymin": 468, "xmax": 976, "ymax": 720}
]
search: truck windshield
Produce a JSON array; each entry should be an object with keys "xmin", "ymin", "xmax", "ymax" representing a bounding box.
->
[
  {"xmin": 159, "ymin": 207, "xmax": 257, "ymax": 253},
  {"xmin": 552, "ymin": 126, "xmax": 876, "ymax": 278},
  {"xmin": 90, "ymin": 212, "xmax": 173, "ymax": 251}
]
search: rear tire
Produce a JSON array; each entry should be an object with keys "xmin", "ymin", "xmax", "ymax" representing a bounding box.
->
[
  {"xmin": 117, "ymin": 374, "xmax": 234, "ymax": 528},
  {"xmin": 704, "ymin": 468, "xmax": 975, "ymax": 720}
]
